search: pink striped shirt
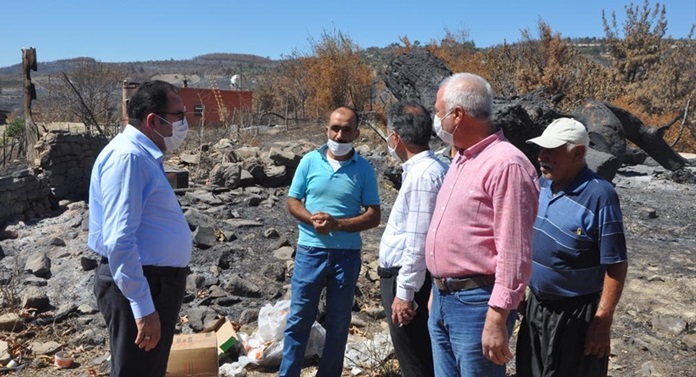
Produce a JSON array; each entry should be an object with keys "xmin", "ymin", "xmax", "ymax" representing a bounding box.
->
[{"xmin": 425, "ymin": 130, "xmax": 539, "ymax": 310}]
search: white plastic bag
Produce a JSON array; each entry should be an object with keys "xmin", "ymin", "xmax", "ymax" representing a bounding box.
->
[
  {"xmin": 257, "ymin": 299, "xmax": 291, "ymax": 342},
  {"xmin": 237, "ymin": 299, "xmax": 326, "ymax": 368}
]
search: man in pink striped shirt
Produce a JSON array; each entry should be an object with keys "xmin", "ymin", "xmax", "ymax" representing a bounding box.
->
[{"xmin": 425, "ymin": 73, "xmax": 539, "ymax": 377}]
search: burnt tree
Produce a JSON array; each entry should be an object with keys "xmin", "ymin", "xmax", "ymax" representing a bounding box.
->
[
  {"xmin": 383, "ymin": 49, "xmax": 688, "ymax": 182},
  {"xmin": 22, "ymin": 48, "xmax": 39, "ymax": 167}
]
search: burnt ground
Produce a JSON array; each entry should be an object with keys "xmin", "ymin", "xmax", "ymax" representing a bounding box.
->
[{"xmin": 0, "ymin": 123, "xmax": 694, "ymax": 377}]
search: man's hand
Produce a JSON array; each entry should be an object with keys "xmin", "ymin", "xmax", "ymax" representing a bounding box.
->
[
  {"xmin": 391, "ymin": 297, "xmax": 416, "ymax": 327},
  {"xmin": 584, "ymin": 315, "xmax": 612, "ymax": 358},
  {"xmin": 135, "ymin": 311, "xmax": 161, "ymax": 351},
  {"xmin": 311, "ymin": 212, "xmax": 337, "ymax": 234},
  {"xmin": 482, "ymin": 307, "xmax": 513, "ymax": 365}
]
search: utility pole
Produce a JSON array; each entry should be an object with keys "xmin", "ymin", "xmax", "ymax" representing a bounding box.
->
[{"xmin": 22, "ymin": 47, "xmax": 40, "ymax": 167}]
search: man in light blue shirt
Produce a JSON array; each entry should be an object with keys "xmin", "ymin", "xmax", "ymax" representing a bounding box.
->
[
  {"xmin": 88, "ymin": 80, "xmax": 191, "ymax": 377},
  {"xmin": 280, "ymin": 107, "xmax": 381, "ymax": 377}
]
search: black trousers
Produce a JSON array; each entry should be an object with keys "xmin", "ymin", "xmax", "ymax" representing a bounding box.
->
[
  {"xmin": 516, "ymin": 291, "xmax": 608, "ymax": 377},
  {"xmin": 94, "ymin": 261, "xmax": 188, "ymax": 377},
  {"xmin": 379, "ymin": 268, "xmax": 434, "ymax": 377}
]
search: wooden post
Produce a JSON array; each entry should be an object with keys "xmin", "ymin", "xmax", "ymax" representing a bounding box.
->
[{"xmin": 22, "ymin": 48, "xmax": 40, "ymax": 167}]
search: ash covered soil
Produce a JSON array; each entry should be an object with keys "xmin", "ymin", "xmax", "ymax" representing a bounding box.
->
[{"xmin": 0, "ymin": 124, "xmax": 694, "ymax": 377}]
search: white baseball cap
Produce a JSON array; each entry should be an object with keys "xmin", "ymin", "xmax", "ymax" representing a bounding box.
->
[{"xmin": 526, "ymin": 118, "xmax": 589, "ymax": 149}]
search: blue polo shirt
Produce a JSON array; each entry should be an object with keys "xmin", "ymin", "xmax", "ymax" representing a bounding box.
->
[
  {"xmin": 529, "ymin": 166, "xmax": 627, "ymax": 300},
  {"xmin": 288, "ymin": 145, "xmax": 380, "ymax": 249}
]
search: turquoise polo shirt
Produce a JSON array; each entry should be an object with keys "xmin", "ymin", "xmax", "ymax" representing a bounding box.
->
[
  {"xmin": 288, "ymin": 145, "xmax": 380, "ymax": 249},
  {"xmin": 529, "ymin": 166, "xmax": 627, "ymax": 300}
]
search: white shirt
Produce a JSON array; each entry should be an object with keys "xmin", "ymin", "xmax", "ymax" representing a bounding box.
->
[{"xmin": 379, "ymin": 150, "xmax": 448, "ymax": 301}]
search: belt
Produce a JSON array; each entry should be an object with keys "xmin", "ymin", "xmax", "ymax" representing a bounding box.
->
[
  {"xmin": 433, "ymin": 275, "xmax": 495, "ymax": 292},
  {"xmin": 100, "ymin": 257, "xmax": 190, "ymax": 279},
  {"xmin": 377, "ymin": 266, "xmax": 401, "ymax": 278}
]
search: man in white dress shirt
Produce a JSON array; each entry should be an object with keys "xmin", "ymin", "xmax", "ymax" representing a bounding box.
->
[{"xmin": 379, "ymin": 100, "xmax": 448, "ymax": 377}]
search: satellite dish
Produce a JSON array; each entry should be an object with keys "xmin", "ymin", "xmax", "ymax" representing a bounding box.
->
[{"xmin": 230, "ymin": 74, "xmax": 245, "ymax": 90}]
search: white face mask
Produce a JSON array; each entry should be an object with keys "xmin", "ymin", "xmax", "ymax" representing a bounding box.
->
[
  {"xmin": 155, "ymin": 116, "xmax": 188, "ymax": 151},
  {"xmin": 387, "ymin": 132, "xmax": 402, "ymax": 162},
  {"xmin": 434, "ymin": 109, "xmax": 456, "ymax": 145},
  {"xmin": 326, "ymin": 138, "xmax": 353, "ymax": 157}
]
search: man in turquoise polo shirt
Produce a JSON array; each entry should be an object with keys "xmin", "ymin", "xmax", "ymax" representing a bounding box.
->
[{"xmin": 280, "ymin": 106, "xmax": 381, "ymax": 377}]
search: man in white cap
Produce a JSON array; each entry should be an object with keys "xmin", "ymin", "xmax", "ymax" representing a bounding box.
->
[{"xmin": 516, "ymin": 118, "xmax": 628, "ymax": 377}]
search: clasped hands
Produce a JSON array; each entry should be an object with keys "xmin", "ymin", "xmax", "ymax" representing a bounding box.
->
[{"xmin": 311, "ymin": 211, "xmax": 338, "ymax": 234}]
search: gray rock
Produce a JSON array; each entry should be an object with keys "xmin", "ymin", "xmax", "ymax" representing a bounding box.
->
[
  {"xmin": 186, "ymin": 190, "xmax": 224, "ymax": 206},
  {"xmin": 224, "ymin": 219, "xmax": 263, "ymax": 228},
  {"xmin": 639, "ymin": 207, "xmax": 658, "ymax": 219},
  {"xmin": 263, "ymin": 165, "xmax": 287, "ymax": 187},
  {"xmin": 235, "ymin": 146, "xmax": 261, "ymax": 160},
  {"xmin": 586, "ymin": 148, "xmax": 621, "ymax": 182},
  {"xmin": 0, "ymin": 340, "xmax": 10, "ymax": 364},
  {"xmin": 70, "ymin": 328, "xmax": 106, "ymax": 347},
  {"xmin": 239, "ymin": 169, "xmax": 255, "ymax": 187},
  {"xmin": 261, "ymin": 262, "xmax": 286, "ymax": 282},
  {"xmin": 682, "ymin": 333, "xmax": 696, "ymax": 350},
  {"xmin": 264, "ymin": 228, "xmax": 280, "ymax": 239},
  {"xmin": 44, "ymin": 236, "xmax": 66, "ymax": 247},
  {"xmin": 80, "ymin": 256, "xmax": 99, "ymax": 271},
  {"xmin": 25, "ymin": 252, "xmax": 51, "ymax": 278},
  {"xmin": 652, "ymin": 313, "xmax": 687, "ymax": 336},
  {"xmin": 77, "ymin": 304, "xmax": 98, "ymax": 314},
  {"xmin": 180, "ymin": 153, "xmax": 201, "ymax": 165},
  {"xmin": 21, "ymin": 286, "xmax": 50, "ymax": 312},
  {"xmin": 273, "ymin": 246, "xmax": 294, "ymax": 261},
  {"xmin": 269, "ymin": 236, "xmax": 291, "ymax": 251},
  {"xmin": 186, "ymin": 307, "xmax": 218, "ymax": 332},
  {"xmin": 193, "ymin": 226, "xmax": 217, "ymax": 248},
  {"xmin": 224, "ymin": 275, "xmax": 262, "ymax": 298},
  {"xmin": 0, "ymin": 313, "xmax": 23, "ymax": 332},
  {"xmin": 268, "ymin": 147, "xmax": 301, "ymax": 168},
  {"xmin": 29, "ymin": 340, "xmax": 62, "ymax": 355},
  {"xmin": 247, "ymin": 195, "xmax": 264, "ymax": 207},
  {"xmin": 210, "ymin": 163, "xmax": 243, "ymax": 189},
  {"xmin": 238, "ymin": 308, "xmax": 259, "ymax": 325},
  {"xmin": 184, "ymin": 208, "xmax": 217, "ymax": 229}
]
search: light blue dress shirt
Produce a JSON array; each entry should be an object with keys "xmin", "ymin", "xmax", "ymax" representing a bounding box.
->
[{"xmin": 88, "ymin": 125, "xmax": 192, "ymax": 318}]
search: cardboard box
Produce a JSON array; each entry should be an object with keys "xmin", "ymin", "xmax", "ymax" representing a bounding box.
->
[
  {"xmin": 213, "ymin": 318, "xmax": 238, "ymax": 356},
  {"xmin": 166, "ymin": 332, "xmax": 218, "ymax": 377}
]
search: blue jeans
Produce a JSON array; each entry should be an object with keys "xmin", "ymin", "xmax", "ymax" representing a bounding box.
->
[
  {"xmin": 279, "ymin": 245, "xmax": 361, "ymax": 377},
  {"xmin": 428, "ymin": 285, "xmax": 516, "ymax": 377}
]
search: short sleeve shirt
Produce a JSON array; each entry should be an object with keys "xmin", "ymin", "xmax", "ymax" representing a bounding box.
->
[{"xmin": 288, "ymin": 145, "xmax": 380, "ymax": 249}]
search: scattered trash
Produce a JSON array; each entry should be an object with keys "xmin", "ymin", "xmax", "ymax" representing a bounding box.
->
[
  {"xmin": 236, "ymin": 299, "xmax": 325, "ymax": 368},
  {"xmin": 54, "ymin": 350, "xmax": 73, "ymax": 368}
]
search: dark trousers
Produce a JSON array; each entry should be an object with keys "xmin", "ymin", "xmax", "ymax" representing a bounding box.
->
[
  {"xmin": 94, "ymin": 261, "xmax": 188, "ymax": 377},
  {"xmin": 380, "ymin": 268, "xmax": 434, "ymax": 377},
  {"xmin": 516, "ymin": 292, "xmax": 607, "ymax": 377}
]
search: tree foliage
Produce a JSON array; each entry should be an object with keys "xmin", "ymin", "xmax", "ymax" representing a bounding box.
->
[
  {"xmin": 304, "ymin": 30, "xmax": 375, "ymax": 120},
  {"xmin": 40, "ymin": 61, "xmax": 124, "ymax": 134}
]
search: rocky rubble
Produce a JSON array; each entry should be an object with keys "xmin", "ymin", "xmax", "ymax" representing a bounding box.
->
[{"xmin": 0, "ymin": 127, "xmax": 694, "ymax": 376}]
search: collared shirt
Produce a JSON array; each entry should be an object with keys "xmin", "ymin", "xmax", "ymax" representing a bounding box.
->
[
  {"xmin": 288, "ymin": 145, "xmax": 380, "ymax": 249},
  {"xmin": 88, "ymin": 125, "xmax": 192, "ymax": 318},
  {"xmin": 379, "ymin": 150, "xmax": 448, "ymax": 301},
  {"xmin": 530, "ymin": 166, "xmax": 627, "ymax": 300},
  {"xmin": 425, "ymin": 130, "xmax": 539, "ymax": 310}
]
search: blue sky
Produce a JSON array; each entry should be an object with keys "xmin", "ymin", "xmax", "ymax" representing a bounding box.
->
[{"xmin": 1, "ymin": 0, "xmax": 694, "ymax": 68}]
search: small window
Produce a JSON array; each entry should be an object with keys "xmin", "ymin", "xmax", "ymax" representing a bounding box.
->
[{"xmin": 194, "ymin": 105, "xmax": 204, "ymax": 116}]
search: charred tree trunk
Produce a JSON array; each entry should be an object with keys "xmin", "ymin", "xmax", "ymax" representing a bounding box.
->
[
  {"xmin": 22, "ymin": 48, "xmax": 39, "ymax": 167},
  {"xmin": 604, "ymin": 102, "xmax": 686, "ymax": 171}
]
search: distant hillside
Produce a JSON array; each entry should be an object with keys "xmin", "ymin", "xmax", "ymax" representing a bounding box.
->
[{"xmin": 0, "ymin": 41, "xmax": 611, "ymax": 116}]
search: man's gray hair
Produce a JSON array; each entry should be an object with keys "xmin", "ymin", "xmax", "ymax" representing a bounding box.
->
[{"xmin": 440, "ymin": 73, "xmax": 493, "ymax": 121}]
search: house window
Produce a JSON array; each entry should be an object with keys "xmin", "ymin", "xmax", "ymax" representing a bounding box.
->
[{"xmin": 194, "ymin": 105, "xmax": 204, "ymax": 116}]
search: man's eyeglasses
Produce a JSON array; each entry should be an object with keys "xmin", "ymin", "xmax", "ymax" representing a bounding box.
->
[{"xmin": 157, "ymin": 109, "xmax": 186, "ymax": 121}]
